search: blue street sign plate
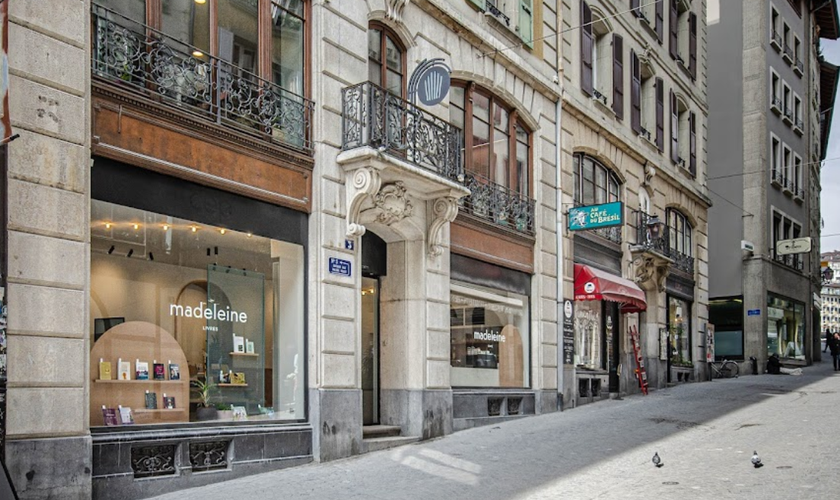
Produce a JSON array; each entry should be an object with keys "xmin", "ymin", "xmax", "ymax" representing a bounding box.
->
[
  {"xmin": 328, "ymin": 258, "xmax": 351, "ymax": 277},
  {"xmin": 568, "ymin": 201, "xmax": 623, "ymax": 231},
  {"xmin": 747, "ymin": 309, "xmax": 761, "ymax": 316}
]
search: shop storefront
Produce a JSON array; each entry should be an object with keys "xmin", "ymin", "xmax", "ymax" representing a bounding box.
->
[
  {"xmin": 450, "ymin": 255, "xmax": 532, "ymax": 426},
  {"xmin": 573, "ymin": 264, "xmax": 646, "ymax": 404},
  {"xmin": 664, "ymin": 272, "xmax": 696, "ymax": 382},
  {"xmin": 89, "ymin": 159, "xmax": 311, "ymax": 497},
  {"xmin": 767, "ymin": 293, "xmax": 805, "ymax": 360}
]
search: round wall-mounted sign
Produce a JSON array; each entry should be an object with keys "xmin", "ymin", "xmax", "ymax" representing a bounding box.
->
[
  {"xmin": 584, "ymin": 282, "xmax": 596, "ymax": 294},
  {"xmin": 417, "ymin": 66, "xmax": 451, "ymax": 107},
  {"xmin": 564, "ymin": 300, "xmax": 573, "ymax": 319}
]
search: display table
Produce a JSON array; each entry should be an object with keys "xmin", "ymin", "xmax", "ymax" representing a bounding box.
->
[{"xmin": 90, "ymin": 321, "xmax": 190, "ymax": 426}]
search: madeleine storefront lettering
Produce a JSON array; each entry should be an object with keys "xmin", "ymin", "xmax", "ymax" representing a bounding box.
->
[{"xmin": 568, "ymin": 201, "xmax": 623, "ymax": 231}]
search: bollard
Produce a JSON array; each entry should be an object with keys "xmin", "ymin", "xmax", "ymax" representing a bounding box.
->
[{"xmin": 749, "ymin": 356, "xmax": 758, "ymax": 375}]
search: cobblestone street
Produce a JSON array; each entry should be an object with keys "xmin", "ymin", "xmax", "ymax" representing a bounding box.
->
[{"xmin": 150, "ymin": 359, "xmax": 839, "ymax": 500}]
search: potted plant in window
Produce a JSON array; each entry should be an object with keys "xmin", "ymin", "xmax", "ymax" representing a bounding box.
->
[
  {"xmin": 215, "ymin": 403, "xmax": 234, "ymax": 420},
  {"xmin": 195, "ymin": 379, "xmax": 218, "ymax": 421}
]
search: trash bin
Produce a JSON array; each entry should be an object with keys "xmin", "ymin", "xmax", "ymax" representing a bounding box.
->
[{"xmin": 749, "ymin": 356, "xmax": 758, "ymax": 375}]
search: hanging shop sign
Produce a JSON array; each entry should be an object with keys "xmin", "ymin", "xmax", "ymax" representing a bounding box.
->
[
  {"xmin": 408, "ymin": 58, "xmax": 451, "ymax": 107},
  {"xmin": 775, "ymin": 237, "xmax": 811, "ymax": 256},
  {"xmin": 568, "ymin": 201, "xmax": 623, "ymax": 231}
]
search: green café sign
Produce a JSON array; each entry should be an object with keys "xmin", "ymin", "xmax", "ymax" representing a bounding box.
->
[{"xmin": 568, "ymin": 201, "xmax": 623, "ymax": 231}]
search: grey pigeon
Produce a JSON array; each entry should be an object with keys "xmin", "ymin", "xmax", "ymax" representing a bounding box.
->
[
  {"xmin": 751, "ymin": 451, "xmax": 763, "ymax": 468},
  {"xmin": 652, "ymin": 452, "xmax": 663, "ymax": 468}
]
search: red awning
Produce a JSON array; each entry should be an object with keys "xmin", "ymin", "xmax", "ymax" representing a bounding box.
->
[{"xmin": 574, "ymin": 264, "xmax": 647, "ymax": 313}]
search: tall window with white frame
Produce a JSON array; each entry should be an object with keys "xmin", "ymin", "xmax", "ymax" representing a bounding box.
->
[
  {"xmin": 771, "ymin": 135, "xmax": 781, "ymax": 182},
  {"xmin": 782, "ymin": 145, "xmax": 792, "ymax": 190}
]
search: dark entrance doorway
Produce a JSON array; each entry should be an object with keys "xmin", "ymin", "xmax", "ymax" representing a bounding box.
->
[{"xmin": 361, "ymin": 231, "xmax": 387, "ymax": 426}]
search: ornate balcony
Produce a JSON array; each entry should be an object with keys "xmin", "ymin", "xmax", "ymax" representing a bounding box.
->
[
  {"xmin": 460, "ymin": 172, "xmax": 535, "ymax": 236},
  {"xmin": 341, "ymin": 81, "xmax": 463, "ymax": 181},
  {"xmin": 634, "ymin": 211, "xmax": 669, "ymax": 257},
  {"xmin": 91, "ymin": 5, "xmax": 313, "ymax": 154}
]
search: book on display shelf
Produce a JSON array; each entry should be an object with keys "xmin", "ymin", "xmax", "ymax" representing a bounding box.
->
[
  {"xmin": 144, "ymin": 391, "xmax": 157, "ymax": 409},
  {"xmin": 99, "ymin": 359, "xmax": 112, "ymax": 380},
  {"xmin": 135, "ymin": 360, "xmax": 149, "ymax": 380},
  {"xmin": 101, "ymin": 406, "xmax": 119, "ymax": 426},
  {"xmin": 246, "ymin": 340, "xmax": 255, "ymax": 354},
  {"xmin": 168, "ymin": 361, "xmax": 180, "ymax": 380},
  {"xmin": 118, "ymin": 406, "xmax": 134, "ymax": 425},
  {"xmin": 233, "ymin": 334, "xmax": 245, "ymax": 353},
  {"xmin": 163, "ymin": 395, "xmax": 175, "ymax": 409},
  {"xmin": 118, "ymin": 359, "xmax": 131, "ymax": 381},
  {"xmin": 231, "ymin": 372, "xmax": 246, "ymax": 385},
  {"xmin": 153, "ymin": 362, "xmax": 166, "ymax": 380}
]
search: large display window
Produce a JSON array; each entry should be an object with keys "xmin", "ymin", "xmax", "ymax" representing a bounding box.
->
[
  {"xmin": 767, "ymin": 293, "xmax": 805, "ymax": 360},
  {"xmin": 668, "ymin": 296, "xmax": 692, "ymax": 365},
  {"xmin": 450, "ymin": 282, "xmax": 530, "ymax": 388},
  {"xmin": 89, "ymin": 200, "xmax": 305, "ymax": 427}
]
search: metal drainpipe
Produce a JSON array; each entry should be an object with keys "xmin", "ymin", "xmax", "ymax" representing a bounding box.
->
[{"xmin": 555, "ymin": 86, "xmax": 565, "ymax": 410}]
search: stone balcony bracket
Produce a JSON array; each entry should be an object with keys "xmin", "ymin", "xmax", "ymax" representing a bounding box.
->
[
  {"xmin": 629, "ymin": 249, "xmax": 673, "ymax": 293},
  {"xmin": 337, "ymin": 147, "xmax": 470, "ymax": 254}
]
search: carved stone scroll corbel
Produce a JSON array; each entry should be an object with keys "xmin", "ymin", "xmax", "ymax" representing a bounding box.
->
[
  {"xmin": 428, "ymin": 196, "xmax": 459, "ymax": 257},
  {"xmin": 346, "ymin": 167, "xmax": 382, "ymax": 238},
  {"xmin": 386, "ymin": 0, "xmax": 410, "ymax": 23}
]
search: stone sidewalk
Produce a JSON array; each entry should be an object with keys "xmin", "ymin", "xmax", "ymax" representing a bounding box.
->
[{"xmin": 150, "ymin": 360, "xmax": 840, "ymax": 499}]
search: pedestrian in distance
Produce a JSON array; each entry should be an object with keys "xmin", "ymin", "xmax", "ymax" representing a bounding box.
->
[
  {"xmin": 830, "ymin": 333, "xmax": 840, "ymax": 372},
  {"xmin": 825, "ymin": 328, "xmax": 832, "ymax": 353}
]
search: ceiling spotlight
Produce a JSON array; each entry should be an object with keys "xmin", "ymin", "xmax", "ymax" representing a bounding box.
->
[
  {"xmin": 192, "ymin": 50, "xmax": 204, "ymax": 58},
  {"xmin": 195, "ymin": 0, "xmax": 207, "ymax": 4},
  {"xmin": 133, "ymin": 223, "xmax": 140, "ymax": 230},
  {"xmin": 107, "ymin": 245, "xmax": 115, "ymax": 255},
  {"xmin": 163, "ymin": 224, "xmax": 170, "ymax": 231},
  {"xmin": 105, "ymin": 222, "xmax": 112, "ymax": 229},
  {"xmin": 191, "ymin": 226, "xmax": 198, "ymax": 233},
  {"xmin": 246, "ymin": 232, "xmax": 253, "ymax": 238},
  {"xmin": 127, "ymin": 249, "xmax": 134, "ymax": 258},
  {"xmin": 220, "ymin": 229, "xmax": 226, "ymax": 235}
]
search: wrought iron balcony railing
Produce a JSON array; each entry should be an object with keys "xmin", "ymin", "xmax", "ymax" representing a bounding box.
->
[
  {"xmin": 460, "ymin": 172, "xmax": 535, "ymax": 236},
  {"xmin": 341, "ymin": 81, "xmax": 464, "ymax": 180},
  {"xmin": 634, "ymin": 211, "xmax": 694, "ymax": 275},
  {"xmin": 783, "ymin": 44, "xmax": 794, "ymax": 62},
  {"xmin": 485, "ymin": 1, "xmax": 511, "ymax": 27},
  {"xmin": 794, "ymin": 59, "xmax": 804, "ymax": 75},
  {"xmin": 91, "ymin": 4, "xmax": 313, "ymax": 153},
  {"xmin": 771, "ymin": 96, "xmax": 782, "ymax": 113},
  {"xmin": 771, "ymin": 168, "xmax": 784, "ymax": 187}
]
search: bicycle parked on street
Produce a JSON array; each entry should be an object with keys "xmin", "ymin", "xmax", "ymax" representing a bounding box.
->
[{"xmin": 711, "ymin": 358, "xmax": 740, "ymax": 379}]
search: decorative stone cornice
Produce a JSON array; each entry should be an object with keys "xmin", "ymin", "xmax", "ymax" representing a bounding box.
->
[{"xmin": 428, "ymin": 196, "xmax": 459, "ymax": 257}]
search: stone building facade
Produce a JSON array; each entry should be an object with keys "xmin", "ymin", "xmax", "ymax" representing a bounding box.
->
[
  {"xmin": 708, "ymin": 0, "xmax": 838, "ymax": 369},
  {"xmin": 559, "ymin": 0, "xmax": 711, "ymax": 402}
]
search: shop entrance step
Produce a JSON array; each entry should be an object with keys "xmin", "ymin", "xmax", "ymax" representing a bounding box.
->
[
  {"xmin": 362, "ymin": 425, "xmax": 402, "ymax": 439},
  {"xmin": 361, "ymin": 435, "xmax": 421, "ymax": 454}
]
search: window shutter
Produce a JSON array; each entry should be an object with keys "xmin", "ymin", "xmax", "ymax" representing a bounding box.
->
[
  {"xmin": 631, "ymin": 0, "xmax": 641, "ymax": 17},
  {"xmin": 468, "ymin": 0, "xmax": 486, "ymax": 9},
  {"xmin": 655, "ymin": 77, "xmax": 664, "ymax": 150},
  {"xmin": 612, "ymin": 34, "xmax": 624, "ymax": 119},
  {"xmin": 689, "ymin": 12, "xmax": 697, "ymax": 79},
  {"xmin": 581, "ymin": 1, "xmax": 594, "ymax": 96},
  {"xmin": 631, "ymin": 50, "xmax": 641, "ymax": 134},
  {"xmin": 655, "ymin": 0, "xmax": 664, "ymax": 42},
  {"xmin": 689, "ymin": 111, "xmax": 697, "ymax": 175},
  {"xmin": 520, "ymin": 0, "xmax": 534, "ymax": 48},
  {"xmin": 670, "ymin": 89, "xmax": 679, "ymax": 164},
  {"xmin": 669, "ymin": 0, "xmax": 678, "ymax": 60}
]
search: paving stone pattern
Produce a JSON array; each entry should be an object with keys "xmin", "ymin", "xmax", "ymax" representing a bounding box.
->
[{"xmin": 151, "ymin": 361, "xmax": 840, "ymax": 500}]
